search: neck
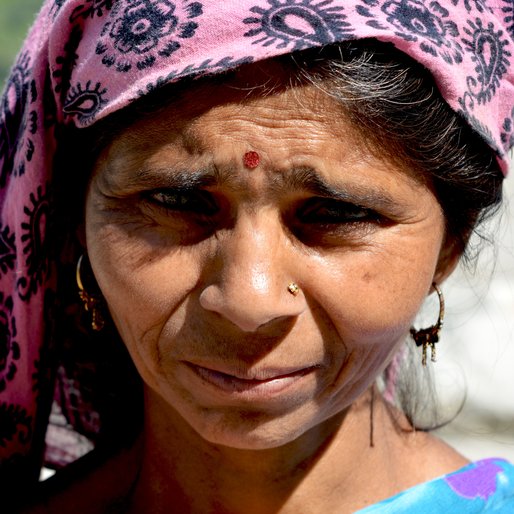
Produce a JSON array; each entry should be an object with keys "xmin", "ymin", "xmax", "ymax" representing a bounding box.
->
[{"xmin": 127, "ymin": 387, "xmax": 422, "ymax": 514}]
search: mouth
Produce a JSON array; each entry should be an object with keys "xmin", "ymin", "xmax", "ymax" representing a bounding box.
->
[{"xmin": 183, "ymin": 362, "xmax": 318, "ymax": 396}]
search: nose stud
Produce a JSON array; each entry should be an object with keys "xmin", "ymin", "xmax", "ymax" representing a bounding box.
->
[{"xmin": 287, "ymin": 283, "xmax": 300, "ymax": 296}]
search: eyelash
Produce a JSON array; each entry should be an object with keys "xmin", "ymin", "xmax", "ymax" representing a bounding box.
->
[
  {"xmin": 142, "ymin": 188, "xmax": 383, "ymax": 241},
  {"xmin": 296, "ymin": 198, "xmax": 379, "ymax": 225},
  {"xmin": 145, "ymin": 189, "xmax": 219, "ymax": 217}
]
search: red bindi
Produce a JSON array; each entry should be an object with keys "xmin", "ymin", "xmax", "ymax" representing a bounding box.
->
[{"xmin": 243, "ymin": 151, "xmax": 260, "ymax": 169}]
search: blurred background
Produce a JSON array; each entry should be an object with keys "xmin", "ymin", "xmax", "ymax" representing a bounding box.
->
[
  {"xmin": 434, "ymin": 174, "xmax": 514, "ymax": 461},
  {"xmin": 0, "ymin": 1, "xmax": 41, "ymax": 81},
  {"xmin": 1, "ymin": 1, "xmax": 513, "ymax": 464}
]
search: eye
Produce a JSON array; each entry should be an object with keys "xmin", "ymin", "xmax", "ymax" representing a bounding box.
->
[
  {"xmin": 297, "ymin": 198, "xmax": 379, "ymax": 225},
  {"xmin": 290, "ymin": 197, "xmax": 387, "ymax": 247},
  {"xmin": 145, "ymin": 188, "xmax": 219, "ymax": 217}
]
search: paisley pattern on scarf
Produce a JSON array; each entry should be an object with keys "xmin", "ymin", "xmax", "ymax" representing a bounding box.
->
[
  {"xmin": 0, "ymin": 53, "xmax": 37, "ymax": 187},
  {"xmin": 460, "ymin": 17, "xmax": 511, "ymax": 105},
  {"xmin": 63, "ymin": 81, "xmax": 109, "ymax": 124},
  {"xmin": 243, "ymin": 0, "xmax": 353, "ymax": 50},
  {"xmin": 17, "ymin": 186, "xmax": 51, "ymax": 302},
  {"xmin": 0, "ymin": 0, "xmax": 512, "ymax": 495},
  {"xmin": 356, "ymin": 0, "xmax": 464, "ymax": 64}
]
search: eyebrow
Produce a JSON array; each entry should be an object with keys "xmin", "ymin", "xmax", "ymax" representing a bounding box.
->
[
  {"xmin": 114, "ymin": 163, "xmax": 403, "ymax": 213},
  {"xmin": 276, "ymin": 167, "xmax": 401, "ymax": 212},
  {"xmin": 106, "ymin": 165, "xmax": 221, "ymax": 192}
]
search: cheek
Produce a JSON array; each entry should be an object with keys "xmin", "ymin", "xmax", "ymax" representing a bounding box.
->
[
  {"xmin": 306, "ymin": 226, "xmax": 444, "ymax": 351},
  {"xmin": 85, "ymin": 222, "xmax": 205, "ymax": 378},
  {"xmin": 300, "ymin": 228, "xmax": 444, "ymax": 410}
]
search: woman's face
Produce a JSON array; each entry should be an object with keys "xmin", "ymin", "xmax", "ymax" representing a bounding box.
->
[{"xmin": 85, "ymin": 67, "xmax": 451, "ymax": 450}]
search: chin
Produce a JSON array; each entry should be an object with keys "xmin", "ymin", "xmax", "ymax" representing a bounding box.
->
[
  {"xmin": 183, "ymin": 405, "xmax": 332, "ymax": 451},
  {"xmin": 196, "ymin": 423, "xmax": 309, "ymax": 451},
  {"xmin": 147, "ymin": 374, "xmax": 347, "ymax": 451}
]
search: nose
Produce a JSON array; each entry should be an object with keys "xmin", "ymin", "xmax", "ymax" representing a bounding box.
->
[{"xmin": 199, "ymin": 215, "xmax": 306, "ymax": 332}]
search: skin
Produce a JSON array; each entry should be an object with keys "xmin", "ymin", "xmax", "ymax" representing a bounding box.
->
[{"xmin": 80, "ymin": 63, "xmax": 466, "ymax": 513}]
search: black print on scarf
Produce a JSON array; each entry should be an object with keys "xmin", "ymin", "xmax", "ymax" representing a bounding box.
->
[
  {"xmin": 32, "ymin": 290, "xmax": 57, "ymax": 401},
  {"xmin": 460, "ymin": 18, "xmax": 511, "ymax": 106},
  {"xmin": 0, "ymin": 403, "xmax": 32, "ymax": 448},
  {"xmin": 501, "ymin": 107, "xmax": 514, "ymax": 149},
  {"xmin": 96, "ymin": 0, "xmax": 203, "ymax": 73},
  {"xmin": 53, "ymin": 25, "xmax": 83, "ymax": 103},
  {"xmin": 502, "ymin": 0, "xmax": 514, "ymax": 38},
  {"xmin": 17, "ymin": 187, "xmax": 51, "ymax": 302},
  {"xmin": 43, "ymin": 70, "xmax": 58, "ymax": 129},
  {"xmin": 0, "ymin": 53, "xmax": 38, "ymax": 188},
  {"xmin": 52, "ymin": 0, "xmax": 112, "ymax": 20},
  {"xmin": 463, "ymin": 111, "xmax": 497, "ymax": 151},
  {"xmin": 243, "ymin": 0, "xmax": 352, "ymax": 50},
  {"xmin": 356, "ymin": 0, "xmax": 464, "ymax": 64},
  {"xmin": 450, "ymin": 0, "xmax": 487, "ymax": 13},
  {"xmin": 63, "ymin": 81, "xmax": 108, "ymax": 125},
  {"xmin": 0, "ymin": 225, "xmax": 16, "ymax": 276},
  {"xmin": 0, "ymin": 295, "xmax": 19, "ymax": 393},
  {"xmin": 50, "ymin": 0, "xmax": 69, "ymax": 18},
  {"xmin": 137, "ymin": 55, "xmax": 254, "ymax": 96},
  {"xmin": 70, "ymin": 0, "xmax": 114, "ymax": 21}
]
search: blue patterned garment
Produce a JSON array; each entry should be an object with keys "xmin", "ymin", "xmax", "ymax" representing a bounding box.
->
[{"xmin": 357, "ymin": 459, "xmax": 514, "ymax": 513}]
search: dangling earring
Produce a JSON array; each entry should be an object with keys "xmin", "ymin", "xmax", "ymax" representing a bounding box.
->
[
  {"xmin": 410, "ymin": 283, "xmax": 445, "ymax": 366},
  {"xmin": 76, "ymin": 254, "xmax": 105, "ymax": 331}
]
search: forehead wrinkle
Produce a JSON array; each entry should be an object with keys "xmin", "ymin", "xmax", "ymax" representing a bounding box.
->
[
  {"xmin": 269, "ymin": 167, "xmax": 335, "ymax": 197},
  {"xmin": 180, "ymin": 125, "xmax": 207, "ymax": 154}
]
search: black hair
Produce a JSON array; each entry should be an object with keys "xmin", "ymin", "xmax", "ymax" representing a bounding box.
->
[{"xmin": 290, "ymin": 40, "xmax": 503, "ymax": 259}]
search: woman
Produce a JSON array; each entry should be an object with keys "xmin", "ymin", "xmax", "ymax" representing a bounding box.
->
[{"xmin": 0, "ymin": 0, "xmax": 513, "ymax": 512}]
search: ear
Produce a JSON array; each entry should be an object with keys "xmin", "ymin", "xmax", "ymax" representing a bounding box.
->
[{"xmin": 433, "ymin": 235, "xmax": 462, "ymax": 285}]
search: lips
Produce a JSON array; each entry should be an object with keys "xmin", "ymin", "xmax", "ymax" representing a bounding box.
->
[{"xmin": 183, "ymin": 361, "xmax": 317, "ymax": 396}]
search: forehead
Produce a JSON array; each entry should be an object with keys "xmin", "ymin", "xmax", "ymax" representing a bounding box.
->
[
  {"xmin": 120, "ymin": 66, "xmax": 353, "ymax": 146},
  {"xmin": 94, "ymin": 59, "xmax": 425, "ymax": 192}
]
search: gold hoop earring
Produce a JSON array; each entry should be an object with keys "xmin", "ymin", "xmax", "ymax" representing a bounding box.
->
[
  {"xmin": 410, "ymin": 283, "xmax": 445, "ymax": 366},
  {"xmin": 76, "ymin": 254, "xmax": 105, "ymax": 332}
]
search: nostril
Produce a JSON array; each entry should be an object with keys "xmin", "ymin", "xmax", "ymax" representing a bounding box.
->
[{"xmin": 198, "ymin": 285, "xmax": 221, "ymax": 312}]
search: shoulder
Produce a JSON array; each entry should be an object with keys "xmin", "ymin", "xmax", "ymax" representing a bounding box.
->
[{"xmin": 357, "ymin": 457, "xmax": 514, "ymax": 513}]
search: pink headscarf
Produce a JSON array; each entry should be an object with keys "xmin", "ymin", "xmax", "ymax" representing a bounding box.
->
[{"xmin": 0, "ymin": 0, "xmax": 513, "ymax": 487}]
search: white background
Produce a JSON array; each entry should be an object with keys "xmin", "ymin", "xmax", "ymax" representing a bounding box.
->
[{"xmin": 435, "ymin": 161, "xmax": 514, "ymax": 461}]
